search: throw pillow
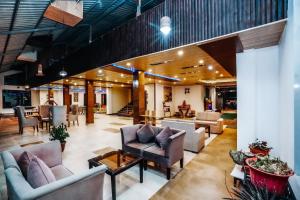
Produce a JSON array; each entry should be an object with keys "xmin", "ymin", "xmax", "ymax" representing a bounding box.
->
[
  {"xmin": 137, "ymin": 124, "xmax": 155, "ymax": 143},
  {"xmin": 27, "ymin": 156, "xmax": 56, "ymax": 188},
  {"xmin": 17, "ymin": 151, "xmax": 34, "ymax": 178},
  {"xmin": 155, "ymin": 126, "xmax": 173, "ymax": 149}
]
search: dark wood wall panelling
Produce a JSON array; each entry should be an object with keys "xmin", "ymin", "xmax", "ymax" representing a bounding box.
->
[
  {"xmin": 29, "ymin": 0, "xmax": 288, "ymax": 87},
  {"xmin": 85, "ymin": 80, "xmax": 95, "ymax": 124}
]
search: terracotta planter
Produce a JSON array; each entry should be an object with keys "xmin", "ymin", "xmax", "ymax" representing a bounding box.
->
[
  {"xmin": 60, "ymin": 142, "xmax": 66, "ymax": 152},
  {"xmin": 246, "ymin": 158, "xmax": 294, "ymax": 195},
  {"xmin": 249, "ymin": 147, "xmax": 270, "ymax": 156}
]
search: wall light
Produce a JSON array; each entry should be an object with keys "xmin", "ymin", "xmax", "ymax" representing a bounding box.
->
[{"xmin": 160, "ymin": 16, "xmax": 171, "ymax": 35}]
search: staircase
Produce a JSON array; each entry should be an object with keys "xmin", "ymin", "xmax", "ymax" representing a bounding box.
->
[{"xmin": 117, "ymin": 102, "xmax": 133, "ymax": 117}]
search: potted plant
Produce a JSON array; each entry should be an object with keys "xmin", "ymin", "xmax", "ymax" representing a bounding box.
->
[
  {"xmin": 49, "ymin": 123, "xmax": 70, "ymax": 152},
  {"xmin": 249, "ymin": 139, "xmax": 272, "ymax": 156},
  {"xmin": 229, "ymin": 150, "xmax": 254, "ymax": 166},
  {"xmin": 245, "ymin": 156, "xmax": 294, "ymax": 195}
]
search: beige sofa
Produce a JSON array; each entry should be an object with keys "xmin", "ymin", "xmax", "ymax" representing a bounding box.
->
[{"xmin": 194, "ymin": 111, "xmax": 224, "ymax": 134}]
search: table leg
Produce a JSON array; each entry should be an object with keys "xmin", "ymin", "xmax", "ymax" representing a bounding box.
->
[
  {"xmin": 111, "ymin": 175, "xmax": 116, "ymax": 200},
  {"xmin": 208, "ymin": 126, "xmax": 211, "ymax": 137},
  {"xmin": 139, "ymin": 160, "xmax": 144, "ymax": 183}
]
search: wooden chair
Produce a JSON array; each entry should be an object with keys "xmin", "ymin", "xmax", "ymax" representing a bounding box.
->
[{"xmin": 15, "ymin": 106, "xmax": 39, "ymax": 134}]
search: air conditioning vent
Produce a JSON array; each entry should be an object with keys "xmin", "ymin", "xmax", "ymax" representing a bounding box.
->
[{"xmin": 149, "ymin": 59, "xmax": 173, "ymax": 66}]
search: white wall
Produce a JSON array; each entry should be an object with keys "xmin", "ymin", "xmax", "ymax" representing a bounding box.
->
[
  {"xmin": 70, "ymin": 92, "xmax": 85, "ymax": 106},
  {"xmin": 155, "ymin": 84, "xmax": 165, "ymax": 118},
  {"xmin": 172, "ymin": 85, "xmax": 206, "ymax": 113},
  {"xmin": 145, "ymin": 84, "xmax": 155, "ymax": 112},
  {"xmin": 209, "ymin": 87, "xmax": 216, "ymax": 110},
  {"xmin": 237, "ymin": 46, "xmax": 280, "ymax": 156},
  {"xmin": 106, "ymin": 87, "xmax": 131, "ymax": 114}
]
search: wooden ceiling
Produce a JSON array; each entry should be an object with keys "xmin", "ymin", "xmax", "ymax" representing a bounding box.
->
[{"xmin": 116, "ymin": 45, "xmax": 233, "ymax": 85}]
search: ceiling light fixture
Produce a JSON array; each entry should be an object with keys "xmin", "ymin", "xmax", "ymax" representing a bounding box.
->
[
  {"xmin": 177, "ymin": 50, "xmax": 184, "ymax": 56},
  {"xmin": 174, "ymin": 75, "xmax": 178, "ymax": 78},
  {"xmin": 120, "ymin": 73, "xmax": 124, "ymax": 77},
  {"xmin": 79, "ymin": 76, "xmax": 82, "ymax": 78},
  {"xmin": 208, "ymin": 65, "xmax": 213, "ymax": 71},
  {"xmin": 215, "ymin": 70, "xmax": 219, "ymax": 74},
  {"xmin": 198, "ymin": 59, "xmax": 204, "ymax": 65},
  {"xmin": 183, "ymin": 78, "xmax": 186, "ymax": 81},
  {"xmin": 98, "ymin": 69, "xmax": 103, "ymax": 73},
  {"xmin": 159, "ymin": 80, "xmax": 162, "ymax": 83},
  {"xmin": 59, "ymin": 68, "xmax": 67, "ymax": 77},
  {"xmin": 148, "ymin": 69, "xmax": 152, "ymax": 73},
  {"xmin": 126, "ymin": 62, "xmax": 131, "ymax": 67},
  {"xmin": 121, "ymin": 84, "xmax": 124, "ymax": 87},
  {"xmin": 36, "ymin": 64, "xmax": 44, "ymax": 76},
  {"xmin": 160, "ymin": 16, "xmax": 171, "ymax": 35},
  {"xmin": 220, "ymin": 74, "xmax": 224, "ymax": 77},
  {"xmin": 66, "ymin": 79, "xmax": 69, "ymax": 82},
  {"xmin": 114, "ymin": 80, "xmax": 118, "ymax": 82}
]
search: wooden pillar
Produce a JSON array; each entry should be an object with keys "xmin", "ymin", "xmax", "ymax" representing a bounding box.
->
[
  {"xmin": 85, "ymin": 80, "xmax": 94, "ymax": 124},
  {"xmin": 133, "ymin": 71, "xmax": 145, "ymax": 124},
  {"xmin": 63, "ymin": 84, "xmax": 71, "ymax": 112},
  {"xmin": 48, "ymin": 87, "xmax": 54, "ymax": 105}
]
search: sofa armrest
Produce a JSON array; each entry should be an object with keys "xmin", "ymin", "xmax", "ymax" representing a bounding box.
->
[
  {"xmin": 120, "ymin": 125, "xmax": 141, "ymax": 145},
  {"xmin": 22, "ymin": 165, "xmax": 107, "ymax": 200},
  {"xmin": 165, "ymin": 130, "xmax": 186, "ymax": 166}
]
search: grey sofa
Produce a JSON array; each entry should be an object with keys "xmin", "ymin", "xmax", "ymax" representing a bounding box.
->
[
  {"xmin": 161, "ymin": 120, "xmax": 205, "ymax": 153},
  {"xmin": 120, "ymin": 124, "xmax": 186, "ymax": 180},
  {"xmin": 1, "ymin": 141, "xmax": 107, "ymax": 200}
]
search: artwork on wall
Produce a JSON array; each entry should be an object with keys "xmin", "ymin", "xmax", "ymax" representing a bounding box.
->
[
  {"xmin": 164, "ymin": 86, "xmax": 172, "ymax": 102},
  {"xmin": 185, "ymin": 88, "xmax": 190, "ymax": 94},
  {"xmin": 74, "ymin": 92, "xmax": 79, "ymax": 102}
]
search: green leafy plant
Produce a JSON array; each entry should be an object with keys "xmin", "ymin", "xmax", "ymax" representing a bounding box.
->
[
  {"xmin": 229, "ymin": 150, "xmax": 247, "ymax": 165},
  {"xmin": 249, "ymin": 139, "xmax": 272, "ymax": 151},
  {"xmin": 248, "ymin": 156, "xmax": 293, "ymax": 176},
  {"xmin": 224, "ymin": 180, "xmax": 292, "ymax": 200},
  {"xmin": 49, "ymin": 123, "xmax": 70, "ymax": 143}
]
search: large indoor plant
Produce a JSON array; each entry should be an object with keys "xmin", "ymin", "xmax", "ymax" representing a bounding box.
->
[
  {"xmin": 49, "ymin": 123, "xmax": 70, "ymax": 152},
  {"xmin": 245, "ymin": 156, "xmax": 294, "ymax": 195},
  {"xmin": 249, "ymin": 139, "xmax": 272, "ymax": 156}
]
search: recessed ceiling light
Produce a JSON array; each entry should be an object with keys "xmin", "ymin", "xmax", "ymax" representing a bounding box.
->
[
  {"xmin": 138, "ymin": 71, "xmax": 141, "ymax": 74},
  {"xmin": 99, "ymin": 78, "xmax": 102, "ymax": 80},
  {"xmin": 208, "ymin": 65, "xmax": 213, "ymax": 70},
  {"xmin": 173, "ymin": 82, "xmax": 176, "ymax": 85},
  {"xmin": 159, "ymin": 80, "xmax": 162, "ymax": 83},
  {"xmin": 98, "ymin": 69, "xmax": 103, "ymax": 73},
  {"xmin": 198, "ymin": 59, "xmax": 204, "ymax": 65},
  {"xmin": 126, "ymin": 62, "xmax": 131, "ymax": 67},
  {"xmin": 114, "ymin": 80, "xmax": 118, "ymax": 82},
  {"xmin": 79, "ymin": 76, "xmax": 82, "ymax": 78},
  {"xmin": 148, "ymin": 69, "xmax": 152, "ymax": 73},
  {"xmin": 177, "ymin": 50, "xmax": 184, "ymax": 56},
  {"xmin": 148, "ymin": 78, "xmax": 152, "ymax": 81},
  {"xmin": 66, "ymin": 79, "xmax": 69, "ymax": 82},
  {"xmin": 174, "ymin": 75, "xmax": 178, "ymax": 78},
  {"xmin": 183, "ymin": 78, "xmax": 186, "ymax": 81},
  {"xmin": 120, "ymin": 74, "xmax": 124, "ymax": 77},
  {"xmin": 121, "ymin": 84, "xmax": 124, "ymax": 87},
  {"xmin": 215, "ymin": 70, "xmax": 219, "ymax": 74},
  {"xmin": 74, "ymin": 83, "xmax": 77, "ymax": 86},
  {"xmin": 220, "ymin": 74, "xmax": 224, "ymax": 77}
]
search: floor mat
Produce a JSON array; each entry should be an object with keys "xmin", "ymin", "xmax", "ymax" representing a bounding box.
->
[
  {"xmin": 102, "ymin": 128, "xmax": 120, "ymax": 133},
  {"xmin": 109, "ymin": 122, "xmax": 126, "ymax": 126}
]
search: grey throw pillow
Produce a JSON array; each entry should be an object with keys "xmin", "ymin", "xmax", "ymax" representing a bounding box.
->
[
  {"xmin": 137, "ymin": 124, "xmax": 155, "ymax": 143},
  {"xmin": 27, "ymin": 156, "xmax": 56, "ymax": 188},
  {"xmin": 155, "ymin": 126, "xmax": 172, "ymax": 149},
  {"xmin": 17, "ymin": 151, "xmax": 34, "ymax": 178}
]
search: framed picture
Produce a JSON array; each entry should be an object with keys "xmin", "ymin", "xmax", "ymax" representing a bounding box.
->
[
  {"xmin": 164, "ymin": 86, "xmax": 172, "ymax": 102},
  {"xmin": 74, "ymin": 92, "xmax": 78, "ymax": 102}
]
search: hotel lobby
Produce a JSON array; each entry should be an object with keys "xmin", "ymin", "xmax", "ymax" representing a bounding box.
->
[{"xmin": 0, "ymin": 0, "xmax": 299, "ymax": 200}]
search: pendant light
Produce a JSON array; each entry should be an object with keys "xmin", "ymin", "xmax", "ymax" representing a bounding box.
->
[
  {"xmin": 160, "ymin": 1, "xmax": 171, "ymax": 35},
  {"xmin": 24, "ymin": 65, "xmax": 30, "ymax": 90},
  {"xmin": 59, "ymin": 45, "xmax": 68, "ymax": 77},
  {"xmin": 36, "ymin": 63, "xmax": 45, "ymax": 76}
]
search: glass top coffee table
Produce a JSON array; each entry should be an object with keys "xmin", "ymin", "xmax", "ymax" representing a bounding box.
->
[{"xmin": 88, "ymin": 149, "xmax": 143, "ymax": 200}]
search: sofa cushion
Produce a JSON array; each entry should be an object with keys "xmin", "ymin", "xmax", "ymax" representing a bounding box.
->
[
  {"xmin": 51, "ymin": 165, "xmax": 73, "ymax": 180},
  {"xmin": 125, "ymin": 141, "xmax": 155, "ymax": 156},
  {"xmin": 17, "ymin": 151, "xmax": 33, "ymax": 178},
  {"xmin": 155, "ymin": 126, "xmax": 172, "ymax": 149},
  {"xmin": 137, "ymin": 124, "xmax": 155, "ymax": 143},
  {"xmin": 143, "ymin": 145, "xmax": 167, "ymax": 166},
  {"xmin": 27, "ymin": 156, "xmax": 56, "ymax": 188}
]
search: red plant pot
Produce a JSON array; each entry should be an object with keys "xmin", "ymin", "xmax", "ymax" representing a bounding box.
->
[
  {"xmin": 249, "ymin": 147, "xmax": 270, "ymax": 156},
  {"xmin": 246, "ymin": 158, "xmax": 294, "ymax": 195}
]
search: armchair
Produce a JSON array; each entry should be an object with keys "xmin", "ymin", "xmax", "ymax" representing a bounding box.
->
[
  {"xmin": 1, "ymin": 141, "xmax": 107, "ymax": 200},
  {"xmin": 15, "ymin": 106, "xmax": 39, "ymax": 134}
]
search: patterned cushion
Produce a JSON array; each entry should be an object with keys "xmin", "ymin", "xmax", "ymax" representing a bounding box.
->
[
  {"xmin": 137, "ymin": 124, "xmax": 155, "ymax": 143},
  {"xmin": 27, "ymin": 156, "xmax": 56, "ymax": 188},
  {"xmin": 155, "ymin": 126, "xmax": 172, "ymax": 149},
  {"xmin": 17, "ymin": 151, "xmax": 33, "ymax": 178}
]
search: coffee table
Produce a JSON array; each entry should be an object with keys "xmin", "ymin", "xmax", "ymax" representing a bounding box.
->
[
  {"xmin": 88, "ymin": 150, "xmax": 143, "ymax": 200},
  {"xmin": 196, "ymin": 123, "xmax": 211, "ymax": 137}
]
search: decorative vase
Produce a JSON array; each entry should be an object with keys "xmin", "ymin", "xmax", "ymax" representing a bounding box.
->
[
  {"xmin": 61, "ymin": 142, "xmax": 66, "ymax": 152},
  {"xmin": 245, "ymin": 158, "xmax": 294, "ymax": 195},
  {"xmin": 249, "ymin": 147, "xmax": 270, "ymax": 156}
]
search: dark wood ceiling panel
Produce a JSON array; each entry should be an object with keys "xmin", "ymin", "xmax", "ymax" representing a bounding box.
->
[{"xmin": 199, "ymin": 37, "xmax": 243, "ymax": 76}]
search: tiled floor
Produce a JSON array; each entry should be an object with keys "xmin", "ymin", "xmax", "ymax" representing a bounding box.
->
[{"xmin": 0, "ymin": 114, "xmax": 220, "ymax": 200}]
